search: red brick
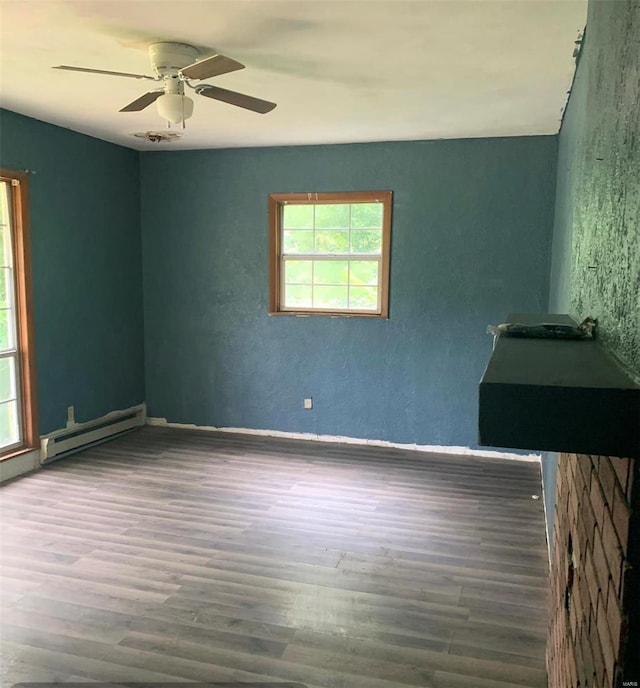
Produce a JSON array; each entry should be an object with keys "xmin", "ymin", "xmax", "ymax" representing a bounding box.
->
[
  {"xmin": 607, "ymin": 542, "xmax": 623, "ymax": 600},
  {"xmin": 592, "ymin": 526, "xmax": 610, "ymax": 591},
  {"xmin": 551, "ymin": 558, "xmax": 561, "ymax": 585},
  {"xmin": 611, "ymin": 484, "xmax": 630, "ymax": 556},
  {"xmin": 570, "ymin": 588, "xmax": 579, "ymax": 640},
  {"xmin": 557, "ymin": 457, "xmax": 565, "ymax": 489},
  {"xmin": 581, "ymin": 494, "xmax": 594, "ymax": 534},
  {"xmin": 596, "ymin": 591, "xmax": 616, "ymax": 682},
  {"xmin": 547, "ymin": 452, "xmax": 636, "ymax": 688},
  {"xmin": 601, "ymin": 510, "xmax": 622, "ymax": 580},
  {"xmin": 580, "ymin": 630, "xmax": 596, "ymax": 686},
  {"xmin": 557, "ymin": 550, "xmax": 568, "ymax": 589},
  {"xmin": 605, "ymin": 577, "xmax": 622, "ymax": 653},
  {"xmin": 575, "ymin": 637, "xmax": 587, "ymax": 688},
  {"xmin": 569, "ymin": 485, "xmax": 580, "ymax": 528},
  {"xmin": 589, "ymin": 613, "xmax": 606, "ymax": 687},
  {"xmin": 590, "ymin": 477, "xmax": 606, "ymax": 526},
  {"xmin": 573, "ymin": 528, "xmax": 584, "ymax": 567},
  {"xmin": 610, "ymin": 457, "xmax": 630, "ymax": 495},
  {"xmin": 578, "ymin": 454, "xmax": 593, "ymax": 492},
  {"xmin": 612, "ymin": 664, "xmax": 623, "ymax": 688},
  {"xmin": 599, "ymin": 457, "xmax": 617, "ymax": 508},
  {"xmin": 626, "ymin": 459, "xmax": 636, "ymax": 501},
  {"xmin": 576, "ymin": 517, "xmax": 591, "ymax": 568},
  {"xmin": 572, "ymin": 568, "xmax": 583, "ymax": 621},
  {"xmin": 578, "ymin": 570, "xmax": 591, "ymax": 623},
  {"xmin": 557, "ymin": 484, "xmax": 569, "ymax": 521},
  {"xmin": 554, "ymin": 525, "xmax": 563, "ymax": 558},
  {"xmin": 568, "ymin": 644, "xmax": 578, "ymax": 688},
  {"xmin": 567, "ymin": 454, "xmax": 577, "ymax": 482},
  {"xmin": 585, "ymin": 549, "xmax": 601, "ymax": 611}
]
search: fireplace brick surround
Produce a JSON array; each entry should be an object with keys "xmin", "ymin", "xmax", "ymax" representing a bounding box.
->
[{"xmin": 547, "ymin": 454, "xmax": 638, "ymax": 687}]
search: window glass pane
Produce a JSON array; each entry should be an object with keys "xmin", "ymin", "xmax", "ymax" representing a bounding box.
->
[
  {"xmin": 313, "ymin": 261, "xmax": 348, "ymax": 285},
  {"xmin": 349, "ymin": 286, "xmax": 379, "ymax": 310},
  {"xmin": 351, "ymin": 203, "xmax": 383, "ymax": 229},
  {"xmin": 284, "ymin": 260, "xmax": 312, "ymax": 284},
  {"xmin": 283, "ymin": 230, "xmax": 314, "ymax": 254},
  {"xmin": 315, "ymin": 204, "xmax": 350, "ymax": 229},
  {"xmin": 283, "ymin": 205, "xmax": 313, "ymax": 229},
  {"xmin": 0, "ymin": 183, "xmax": 12, "ymax": 268},
  {"xmin": 0, "ymin": 228, "xmax": 6, "ymax": 268},
  {"xmin": 0, "ymin": 309, "xmax": 14, "ymax": 351},
  {"xmin": 1, "ymin": 227, "xmax": 11, "ymax": 269},
  {"xmin": 314, "ymin": 230, "xmax": 349, "ymax": 254},
  {"xmin": 349, "ymin": 261, "xmax": 378, "ymax": 286},
  {"xmin": 350, "ymin": 229, "xmax": 382, "ymax": 254},
  {"xmin": 0, "ymin": 399, "xmax": 20, "ymax": 448},
  {"xmin": 271, "ymin": 192, "xmax": 390, "ymax": 317},
  {"xmin": 0, "ymin": 182, "xmax": 8, "ymax": 217},
  {"xmin": 0, "ymin": 268, "xmax": 11, "ymax": 309},
  {"xmin": 313, "ymin": 285, "xmax": 348, "ymax": 309},
  {"xmin": 284, "ymin": 284, "xmax": 312, "ymax": 308},
  {"xmin": 0, "ymin": 357, "xmax": 16, "ymax": 402}
]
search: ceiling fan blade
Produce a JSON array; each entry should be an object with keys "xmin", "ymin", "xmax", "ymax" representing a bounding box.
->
[
  {"xmin": 120, "ymin": 91, "xmax": 164, "ymax": 112},
  {"xmin": 181, "ymin": 54, "xmax": 245, "ymax": 81},
  {"xmin": 53, "ymin": 65, "xmax": 157, "ymax": 80},
  {"xmin": 196, "ymin": 84, "xmax": 276, "ymax": 114}
]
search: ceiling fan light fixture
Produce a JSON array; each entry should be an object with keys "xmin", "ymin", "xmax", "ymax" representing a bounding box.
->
[{"xmin": 156, "ymin": 93, "xmax": 194, "ymax": 124}]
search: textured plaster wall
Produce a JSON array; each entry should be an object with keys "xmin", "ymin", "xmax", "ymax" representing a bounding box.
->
[
  {"xmin": 544, "ymin": 0, "xmax": 640, "ymax": 553},
  {"xmin": 0, "ymin": 109, "xmax": 146, "ymax": 434},
  {"xmin": 141, "ymin": 136, "xmax": 557, "ymax": 447},
  {"xmin": 549, "ymin": 0, "xmax": 640, "ymax": 380}
]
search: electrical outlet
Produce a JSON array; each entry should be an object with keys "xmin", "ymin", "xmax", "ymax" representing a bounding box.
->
[
  {"xmin": 66, "ymin": 405, "xmax": 75, "ymax": 427},
  {"xmin": 303, "ymin": 397, "xmax": 313, "ymax": 410}
]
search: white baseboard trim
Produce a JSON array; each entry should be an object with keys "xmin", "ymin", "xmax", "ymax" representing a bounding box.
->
[{"xmin": 146, "ymin": 417, "xmax": 541, "ymax": 462}]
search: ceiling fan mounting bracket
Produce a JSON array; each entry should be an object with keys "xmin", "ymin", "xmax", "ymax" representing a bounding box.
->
[{"xmin": 148, "ymin": 42, "xmax": 200, "ymax": 79}]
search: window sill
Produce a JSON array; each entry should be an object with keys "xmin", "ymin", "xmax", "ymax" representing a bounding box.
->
[
  {"xmin": 268, "ymin": 310, "xmax": 387, "ymax": 319},
  {"xmin": 0, "ymin": 445, "xmax": 39, "ymax": 462}
]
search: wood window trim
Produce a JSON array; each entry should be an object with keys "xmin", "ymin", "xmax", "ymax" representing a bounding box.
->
[
  {"xmin": 0, "ymin": 168, "xmax": 39, "ymax": 458},
  {"xmin": 268, "ymin": 191, "xmax": 392, "ymax": 318}
]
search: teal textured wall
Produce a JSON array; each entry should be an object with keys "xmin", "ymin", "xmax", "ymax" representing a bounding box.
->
[
  {"xmin": 141, "ymin": 136, "xmax": 557, "ymax": 447},
  {"xmin": 0, "ymin": 109, "xmax": 145, "ymax": 434},
  {"xmin": 549, "ymin": 1, "xmax": 640, "ymax": 380},
  {"xmin": 544, "ymin": 0, "xmax": 640, "ymax": 550}
]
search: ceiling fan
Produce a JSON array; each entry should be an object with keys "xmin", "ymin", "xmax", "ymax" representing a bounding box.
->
[{"xmin": 53, "ymin": 42, "xmax": 277, "ymax": 127}]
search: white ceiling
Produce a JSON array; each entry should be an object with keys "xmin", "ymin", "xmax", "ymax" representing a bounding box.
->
[{"xmin": 0, "ymin": 0, "xmax": 587, "ymax": 151}]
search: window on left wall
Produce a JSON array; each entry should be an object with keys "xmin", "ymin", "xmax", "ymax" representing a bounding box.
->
[{"xmin": 0, "ymin": 169, "xmax": 38, "ymax": 457}]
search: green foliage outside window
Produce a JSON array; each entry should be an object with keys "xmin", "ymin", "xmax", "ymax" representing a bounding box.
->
[
  {"xmin": 281, "ymin": 202, "xmax": 383, "ymax": 311},
  {"xmin": 271, "ymin": 192, "xmax": 391, "ymax": 316}
]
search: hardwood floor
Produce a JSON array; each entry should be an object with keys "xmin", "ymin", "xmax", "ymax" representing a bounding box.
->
[{"xmin": 0, "ymin": 427, "xmax": 549, "ymax": 688}]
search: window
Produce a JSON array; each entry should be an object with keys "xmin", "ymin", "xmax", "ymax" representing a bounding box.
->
[
  {"xmin": 0, "ymin": 169, "xmax": 38, "ymax": 457},
  {"xmin": 269, "ymin": 191, "xmax": 392, "ymax": 317}
]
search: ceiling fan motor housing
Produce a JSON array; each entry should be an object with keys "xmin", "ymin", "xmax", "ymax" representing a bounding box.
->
[{"xmin": 148, "ymin": 43, "xmax": 200, "ymax": 78}]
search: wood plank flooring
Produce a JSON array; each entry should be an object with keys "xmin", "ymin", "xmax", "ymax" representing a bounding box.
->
[{"xmin": 0, "ymin": 426, "xmax": 550, "ymax": 688}]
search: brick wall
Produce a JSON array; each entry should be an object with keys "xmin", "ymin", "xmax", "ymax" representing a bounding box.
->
[{"xmin": 547, "ymin": 454, "xmax": 637, "ymax": 688}]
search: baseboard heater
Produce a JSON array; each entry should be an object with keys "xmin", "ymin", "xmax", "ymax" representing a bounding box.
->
[{"xmin": 40, "ymin": 404, "xmax": 146, "ymax": 464}]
